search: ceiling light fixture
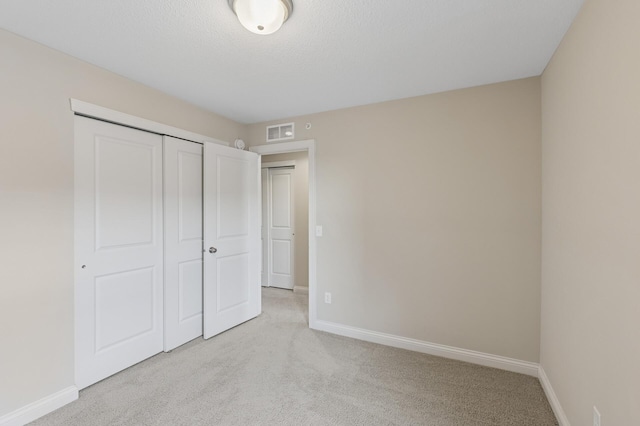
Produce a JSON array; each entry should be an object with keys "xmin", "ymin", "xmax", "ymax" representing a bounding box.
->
[{"xmin": 228, "ymin": 0, "xmax": 293, "ymax": 35}]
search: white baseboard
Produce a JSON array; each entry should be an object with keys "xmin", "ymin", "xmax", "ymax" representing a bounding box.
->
[
  {"xmin": 539, "ymin": 366, "xmax": 570, "ymax": 426},
  {"xmin": 293, "ymin": 285, "xmax": 309, "ymax": 294},
  {"xmin": 0, "ymin": 386, "xmax": 78, "ymax": 426},
  {"xmin": 313, "ymin": 320, "xmax": 539, "ymax": 377}
]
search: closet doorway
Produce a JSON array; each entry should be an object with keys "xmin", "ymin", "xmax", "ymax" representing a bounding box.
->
[{"xmin": 74, "ymin": 112, "xmax": 261, "ymax": 389}]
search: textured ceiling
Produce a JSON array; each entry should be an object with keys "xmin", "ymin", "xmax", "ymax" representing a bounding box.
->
[{"xmin": 0, "ymin": 0, "xmax": 584, "ymax": 123}]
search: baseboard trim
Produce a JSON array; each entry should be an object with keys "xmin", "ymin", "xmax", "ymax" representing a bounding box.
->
[
  {"xmin": 313, "ymin": 320, "xmax": 539, "ymax": 377},
  {"xmin": 539, "ymin": 366, "xmax": 570, "ymax": 426},
  {"xmin": 293, "ymin": 285, "xmax": 309, "ymax": 294},
  {"xmin": 0, "ymin": 386, "xmax": 78, "ymax": 426}
]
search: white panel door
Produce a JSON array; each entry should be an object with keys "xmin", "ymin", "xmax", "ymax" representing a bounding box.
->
[
  {"xmin": 74, "ymin": 116, "xmax": 163, "ymax": 389},
  {"xmin": 163, "ymin": 136, "xmax": 203, "ymax": 351},
  {"xmin": 268, "ymin": 168, "xmax": 295, "ymax": 289},
  {"xmin": 203, "ymin": 143, "xmax": 261, "ymax": 339}
]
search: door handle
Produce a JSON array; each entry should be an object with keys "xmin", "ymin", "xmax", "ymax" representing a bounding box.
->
[{"xmin": 209, "ymin": 247, "xmax": 218, "ymax": 254}]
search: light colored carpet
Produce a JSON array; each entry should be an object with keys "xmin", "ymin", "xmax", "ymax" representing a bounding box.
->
[{"xmin": 32, "ymin": 288, "xmax": 557, "ymax": 425}]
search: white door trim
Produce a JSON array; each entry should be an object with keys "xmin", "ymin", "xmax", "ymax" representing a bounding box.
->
[
  {"xmin": 69, "ymin": 99, "xmax": 229, "ymax": 146},
  {"xmin": 262, "ymin": 160, "xmax": 297, "ymax": 290},
  {"xmin": 261, "ymin": 160, "xmax": 296, "ymax": 169},
  {"xmin": 265, "ymin": 167, "xmax": 296, "ymax": 290},
  {"xmin": 250, "ymin": 140, "xmax": 317, "ymax": 329}
]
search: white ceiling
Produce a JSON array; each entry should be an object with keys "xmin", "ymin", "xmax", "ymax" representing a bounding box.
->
[{"xmin": 0, "ymin": 0, "xmax": 584, "ymax": 124}]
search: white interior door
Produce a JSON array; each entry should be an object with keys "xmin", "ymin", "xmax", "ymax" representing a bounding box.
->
[
  {"xmin": 203, "ymin": 143, "xmax": 261, "ymax": 339},
  {"xmin": 74, "ymin": 116, "xmax": 164, "ymax": 389},
  {"xmin": 268, "ymin": 167, "xmax": 295, "ymax": 290},
  {"xmin": 163, "ymin": 136, "xmax": 203, "ymax": 351}
]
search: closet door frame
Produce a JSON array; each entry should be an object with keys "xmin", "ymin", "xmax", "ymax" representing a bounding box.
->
[{"xmin": 71, "ymin": 100, "xmax": 229, "ymax": 387}]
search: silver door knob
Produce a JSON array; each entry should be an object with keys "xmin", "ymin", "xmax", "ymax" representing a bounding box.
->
[{"xmin": 209, "ymin": 247, "xmax": 218, "ymax": 254}]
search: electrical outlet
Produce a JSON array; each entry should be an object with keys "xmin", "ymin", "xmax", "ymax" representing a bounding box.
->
[
  {"xmin": 593, "ymin": 406, "xmax": 601, "ymax": 426},
  {"xmin": 324, "ymin": 292, "xmax": 332, "ymax": 304},
  {"xmin": 316, "ymin": 225, "xmax": 323, "ymax": 237}
]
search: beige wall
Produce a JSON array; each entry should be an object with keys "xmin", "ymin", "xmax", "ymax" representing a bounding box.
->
[
  {"xmin": 0, "ymin": 29, "xmax": 242, "ymax": 416},
  {"xmin": 540, "ymin": 0, "xmax": 640, "ymax": 424},
  {"xmin": 262, "ymin": 152, "xmax": 310, "ymax": 287},
  {"xmin": 6, "ymin": 16, "xmax": 593, "ymax": 419},
  {"xmin": 246, "ymin": 78, "xmax": 542, "ymax": 362}
]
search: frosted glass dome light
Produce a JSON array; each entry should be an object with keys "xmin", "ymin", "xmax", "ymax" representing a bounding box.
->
[{"xmin": 229, "ymin": 0, "xmax": 293, "ymax": 35}]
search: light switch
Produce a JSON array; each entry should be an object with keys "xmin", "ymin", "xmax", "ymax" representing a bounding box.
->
[{"xmin": 316, "ymin": 225, "xmax": 323, "ymax": 237}]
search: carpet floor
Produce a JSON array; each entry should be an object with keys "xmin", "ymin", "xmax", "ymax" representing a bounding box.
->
[{"xmin": 32, "ymin": 288, "xmax": 557, "ymax": 425}]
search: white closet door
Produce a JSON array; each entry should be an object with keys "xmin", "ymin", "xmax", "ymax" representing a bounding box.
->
[
  {"xmin": 268, "ymin": 168, "xmax": 295, "ymax": 289},
  {"xmin": 203, "ymin": 143, "xmax": 261, "ymax": 339},
  {"xmin": 163, "ymin": 136, "xmax": 203, "ymax": 351},
  {"xmin": 74, "ymin": 116, "xmax": 164, "ymax": 389}
]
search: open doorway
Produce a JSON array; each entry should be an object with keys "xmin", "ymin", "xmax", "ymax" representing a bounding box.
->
[
  {"xmin": 251, "ymin": 140, "xmax": 317, "ymax": 328},
  {"xmin": 261, "ymin": 151, "xmax": 309, "ymax": 294}
]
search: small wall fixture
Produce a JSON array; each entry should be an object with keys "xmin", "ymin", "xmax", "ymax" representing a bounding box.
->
[{"xmin": 228, "ymin": 0, "xmax": 293, "ymax": 35}]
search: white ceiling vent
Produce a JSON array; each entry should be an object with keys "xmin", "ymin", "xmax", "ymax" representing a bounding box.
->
[{"xmin": 266, "ymin": 122, "xmax": 295, "ymax": 142}]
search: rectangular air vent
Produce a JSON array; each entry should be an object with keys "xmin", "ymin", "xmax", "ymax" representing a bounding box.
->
[{"xmin": 266, "ymin": 122, "xmax": 295, "ymax": 142}]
